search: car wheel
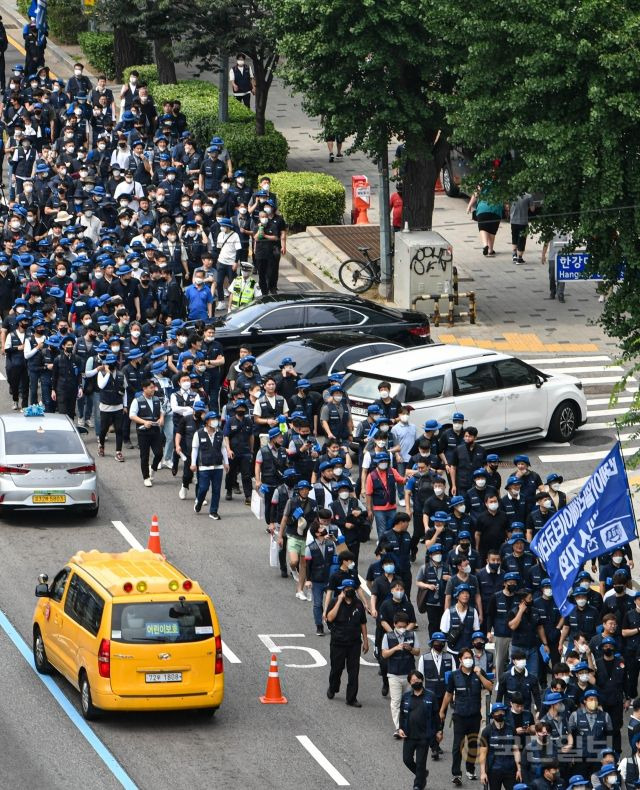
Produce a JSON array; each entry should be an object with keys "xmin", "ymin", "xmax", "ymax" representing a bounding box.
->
[
  {"xmin": 441, "ymin": 163, "xmax": 459, "ymax": 197},
  {"xmin": 200, "ymin": 707, "xmax": 218, "ymax": 720},
  {"xmin": 85, "ymin": 501, "xmax": 99, "ymax": 518},
  {"xmin": 547, "ymin": 400, "xmax": 579, "ymax": 442},
  {"xmin": 33, "ymin": 627, "xmax": 52, "ymax": 675},
  {"xmin": 79, "ymin": 672, "xmax": 100, "ymax": 721}
]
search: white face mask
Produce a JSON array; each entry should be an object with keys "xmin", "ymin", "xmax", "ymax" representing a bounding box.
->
[
  {"xmin": 543, "ymin": 588, "xmax": 553, "ymax": 598},
  {"xmin": 131, "ymin": 330, "xmax": 141, "ymax": 339},
  {"xmin": 347, "ymin": 561, "xmax": 356, "ymax": 570},
  {"xmin": 576, "ymin": 599, "xmax": 587, "ymax": 608},
  {"xmin": 379, "ymin": 389, "xmax": 390, "ymax": 398},
  {"xmin": 400, "ymin": 414, "xmax": 409, "ymax": 423},
  {"xmin": 194, "ymin": 278, "xmax": 204, "ymax": 286},
  {"xmin": 578, "ymin": 673, "xmax": 590, "ymax": 683},
  {"xmin": 605, "ymin": 776, "xmax": 618, "ymax": 787},
  {"xmin": 453, "ymin": 421, "xmax": 463, "ymax": 431},
  {"xmin": 111, "ymin": 344, "xmax": 120, "ymax": 352},
  {"xmin": 461, "ymin": 564, "xmax": 471, "ymax": 574},
  {"xmin": 475, "ymin": 478, "xmax": 486, "ymax": 489},
  {"xmin": 456, "ymin": 504, "xmax": 466, "ymax": 513},
  {"xmin": 433, "ymin": 486, "xmax": 444, "ymax": 496},
  {"xmin": 550, "ymin": 482, "xmax": 560, "ymax": 491},
  {"xmin": 542, "ymin": 499, "xmax": 553, "ymax": 509},
  {"xmin": 378, "ymin": 462, "xmax": 389, "ymax": 471},
  {"xmin": 339, "ymin": 490, "xmax": 350, "ymax": 500},
  {"xmin": 375, "ymin": 440, "xmax": 386, "ymax": 449},
  {"xmin": 180, "ymin": 381, "xmax": 191, "ymax": 391},
  {"xmin": 577, "ymin": 643, "xmax": 588, "ymax": 653},
  {"xmin": 210, "ymin": 420, "xmax": 219, "ymax": 429},
  {"xmin": 432, "ymin": 553, "xmax": 442, "ymax": 563},
  {"xmin": 487, "ymin": 502, "xmax": 499, "ymax": 512},
  {"xmin": 259, "ymin": 216, "xmax": 268, "ymax": 224},
  {"xmin": 514, "ymin": 659, "xmax": 527, "ymax": 670},
  {"xmin": 612, "ymin": 556, "xmax": 623, "ymax": 565},
  {"xmin": 462, "ymin": 658, "xmax": 474, "ymax": 669}
]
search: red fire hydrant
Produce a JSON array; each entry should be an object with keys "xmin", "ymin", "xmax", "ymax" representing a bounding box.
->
[{"xmin": 351, "ymin": 175, "xmax": 370, "ymax": 224}]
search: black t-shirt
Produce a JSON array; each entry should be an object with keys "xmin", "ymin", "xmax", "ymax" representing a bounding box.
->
[
  {"xmin": 475, "ymin": 510, "xmax": 509, "ymax": 554},
  {"xmin": 330, "ymin": 598, "xmax": 367, "ymax": 643}
]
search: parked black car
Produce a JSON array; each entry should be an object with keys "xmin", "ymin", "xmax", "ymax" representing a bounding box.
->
[
  {"xmin": 187, "ymin": 293, "xmax": 431, "ymax": 365},
  {"xmin": 254, "ymin": 332, "xmax": 404, "ymax": 392}
]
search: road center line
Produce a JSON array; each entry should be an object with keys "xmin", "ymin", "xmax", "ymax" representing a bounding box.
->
[
  {"xmin": 296, "ymin": 735, "xmax": 350, "ymax": 786},
  {"xmin": 0, "ymin": 607, "xmax": 137, "ymax": 790},
  {"xmin": 110, "ymin": 519, "xmax": 241, "ymax": 663},
  {"xmin": 358, "ymin": 575, "xmax": 371, "ymax": 596}
]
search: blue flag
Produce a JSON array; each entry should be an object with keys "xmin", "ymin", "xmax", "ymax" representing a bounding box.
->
[
  {"xmin": 36, "ymin": 0, "xmax": 47, "ymax": 46},
  {"xmin": 530, "ymin": 443, "xmax": 636, "ymax": 617}
]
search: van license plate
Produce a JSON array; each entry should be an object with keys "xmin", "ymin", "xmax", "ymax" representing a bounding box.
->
[
  {"xmin": 146, "ymin": 672, "xmax": 182, "ymax": 683},
  {"xmin": 350, "ymin": 406, "xmax": 367, "ymax": 416},
  {"xmin": 32, "ymin": 494, "xmax": 66, "ymax": 503}
]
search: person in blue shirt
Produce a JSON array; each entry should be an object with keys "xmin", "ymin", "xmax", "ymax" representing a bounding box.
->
[{"xmin": 184, "ymin": 267, "xmax": 213, "ymax": 320}]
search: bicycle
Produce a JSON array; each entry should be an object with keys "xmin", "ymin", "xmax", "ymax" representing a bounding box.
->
[{"xmin": 338, "ymin": 246, "xmax": 381, "ymax": 293}]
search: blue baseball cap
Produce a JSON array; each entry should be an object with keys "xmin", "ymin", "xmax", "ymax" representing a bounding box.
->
[
  {"xmin": 423, "ymin": 419, "xmax": 440, "ymax": 430},
  {"xmin": 338, "ymin": 578, "xmax": 356, "ymax": 590},
  {"xmin": 432, "ymin": 511, "xmax": 450, "ymax": 523},
  {"xmin": 514, "ymin": 455, "xmax": 530, "ymax": 465},
  {"xmin": 104, "ymin": 353, "xmax": 118, "ymax": 365},
  {"xmin": 428, "ymin": 543, "xmax": 443, "ymax": 554},
  {"xmin": 506, "ymin": 475, "xmax": 522, "ymax": 487},
  {"xmin": 504, "ymin": 572, "xmax": 520, "ymax": 582},
  {"xmin": 267, "ymin": 427, "xmax": 281, "ymax": 439},
  {"xmin": 458, "ymin": 530, "xmax": 471, "ymax": 539},
  {"xmin": 429, "ymin": 632, "xmax": 447, "ymax": 643},
  {"xmin": 454, "ymin": 583, "xmax": 471, "ymax": 596},
  {"xmin": 486, "ymin": 453, "xmax": 499, "ymax": 462},
  {"xmin": 450, "ymin": 495, "xmax": 465, "ymax": 507},
  {"xmin": 296, "ymin": 378, "xmax": 311, "ymax": 389},
  {"xmin": 296, "ymin": 479, "xmax": 311, "ymax": 490},
  {"xmin": 127, "ymin": 348, "xmax": 143, "ymax": 360},
  {"xmin": 452, "ymin": 412, "xmax": 465, "ymax": 421}
]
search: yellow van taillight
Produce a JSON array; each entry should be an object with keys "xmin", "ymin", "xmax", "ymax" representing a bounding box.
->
[{"xmin": 168, "ymin": 580, "xmax": 179, "ymax": 591}]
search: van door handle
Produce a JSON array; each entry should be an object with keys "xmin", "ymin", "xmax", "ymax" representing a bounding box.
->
[
  {"xmin": 507, "ymin": 393, "xmax": 518, "ymax": 400},
  {"xmin": 491, "ymin": 395, "xmax": 504, "ymax": 402},
  {"xmin": 286, "ymin": 335, "xmax": 300, "ymax": 340}
]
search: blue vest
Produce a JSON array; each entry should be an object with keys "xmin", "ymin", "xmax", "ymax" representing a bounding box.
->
[
  {"xmin": 307, "ymin": 539, "xmax": 336, "ymax": 583},
  {"xmin": 386, "ymin": 631, "xmax": 417, "ymax": 676},
  {"xmin": 100, "ymin": 371, "xmax": 125, "ymax": 406},
  {"xmin": 326, "ymin": 403, "xmax": 349, "ymax": 439},
  {"xmin": 487, "ymin": 723, "xmax": 517, "ymax": 772},
  {"xmin": 573, "ymin": 709, "xmax": 609, "ymax": 758},
  {"xmin": 422, "ymin": 563, "xmax": 445, "ymax": 607},
  {"xmin": 196, "ymin": 428, "xmax": 224, "ymax": 466},
  {"xmin": 448, "ymin": 605, "xmax": 476, "ymax": 652},
  {"xmin": 421, "ymin": 650, "xmax": 454, "ymax": 699},
  {"xmin": 451, "ymin": 668, "xmax": 482, "ymax": 716},
  {"xmin": 371, "ymin": 469, "xmax": 396, "ymax": 508}
]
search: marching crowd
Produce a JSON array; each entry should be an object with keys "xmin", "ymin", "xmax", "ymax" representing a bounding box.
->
[{"xmin": 1, "ymin": 54, "xmax": 639, "ymax": 790}]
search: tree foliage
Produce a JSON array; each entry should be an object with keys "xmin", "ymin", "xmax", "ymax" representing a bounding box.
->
[
  {"xmin": 444, "ymin": 0, "xmax": 640, "ymax": 359},
  {"xmin": 273, "ymin": 0, "xmax": 459, "ymax": 229}
]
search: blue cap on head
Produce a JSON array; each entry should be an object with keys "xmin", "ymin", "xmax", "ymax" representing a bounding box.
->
[
  {"xmin": 424, "ymin": 419, "xmax": 440, "ymax": 430},
  {"xmin": 472, "ymin": 631, "xmax": 485, "ymax": 641},
  {"xmin": 328, "ymin": 384, "xmax": 343, "ymax": 393},
  {"xmin": 546, "ymin": 472, "xmax": 563, "ymax": 484},
  {"xmin": 583, "ymin": 689, "xmax": 599, "ymax": 700},
  {"xmin": 571, "ymin": 586, "xmax": 589, "ymax": 597},
  {"xmin": 375, "ymin": 416, "xmax": 391, "ymax": 425},
  {"xmin": 454, "ymin": 583, "xmax": 471, "ymax": 596},
  {"xmin": 283, "ymin": 468, "xmax": 298, "ymax": 479},
  {"xmin": 280, "ymin": 356, "xmax": 295, "ymax": 367},
  {"xmin": 367, "ymin": 404, "xmax": 382, "ymax": 414},
  {"xmin": 514, "ymin": 454, "xmax": 530, "ymax": 465},
  {"xmin": 297, "ymin": 378, "xmax": 310, "ymax": 389},
  {"xmin": 372, "ymin": 452, "xmax": 390, "ymax": 464},
  {"xmin": 450, "ymin": 495, "xmax": 465, "ymax": 507},
  {"xmin": 127, "ymin": 348, "xmax": 143, "ymax": 360},
  {"xmin": 458, "ymin": 530, "xmax": 471, "ymax": 539},
  {"xmin": 432, "ymin": 511, "xmax": 450, "ymax": 523},
  {"xmin": 506, "ymin": 475, "xmax": 522, "ymax": 487},
  {"xmin": 540, "ymin": 578, "xmax": 551, "ymax": 587},
  {"xmin": 452, "ymin": 412, "xmax": 465, "ymax": 421},
  {"xmin": 339, "ymin": 578, "xmax": 356, "ymax": 590},
  {"xmin": 543, "ymin": 691, "xmax": 564, "ymax": 705},
  {"xmin": 334, "ymin": 478, "xmax": 353, "ymax": 489},
  {"xmin": 601, "ymin": 636, "xmax": 616, "ymax": 646},
  {"xmin": 219, "ymin": 218, "xmax": 234, "ymax": 228},
  {"xmin": 473, "ymin": 468, "xmax": 488, "ymax": 478},
  {"xmin": 151, "ymin": 360, "xmax": 167, "ymax": 374},
  {"xmin": 428, "ymin": 543, "xmax": 443, "ymax": 553},
  {"xmin": 573, "ymin": 661, "xmax": 590, "ymax": 672},
  {"xmin": 596, "ymin": 765, "xmax": 616, "ymax": 779},
  {"xmin": 319, "ymin": 461, "xmax": 332, "ymax": 472},
  {"xmin": 204, "ymin": 411, "xmax": 219, "ymax": 421},
  {"xmin": 504, "ymin": 572, "xmax": 520, "ymax": 582},
  {"xmin": 490, "ymin": 702, "xmax": 508, "ymax": 714},
  {"xmin": 268, "ymin": 426, "xmax": 281, "ymax": 439},
  {"xmin": 104, "ymin": 353, "xmax": 118, "ymax": 365},
  {"xmin": 116, "ymin": 264, "xmax": 132, "ymax": 276},
  {"xmin": 296, "ymin": 479, "xmax": 311, "ymax": 490},
  {"xmin": 486, "ymin": 453, "xmax": 499, "ymax": 462},
  {"xmin": 430, "ymin": 631, "xmax": 447, "ymax": 643}
]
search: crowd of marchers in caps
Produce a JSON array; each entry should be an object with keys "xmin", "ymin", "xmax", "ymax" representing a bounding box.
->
[{"xmin": 1, "ymin": 34, "xmax": 640, "ymax": 790}]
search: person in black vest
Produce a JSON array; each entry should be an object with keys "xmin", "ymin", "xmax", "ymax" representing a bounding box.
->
[
  {"xmin": 5, "ymin": 312, "xmax": 30, "ymax": 409},
  {"xmin": 440, "ymin": 582, "xmax": 481, "ymax": 656},
  {"xmin": 269, "ymin": 467, "xmax": 298, "ymax": 577},
  {"xmin": 52, "ymin": 335, "xmax": 82, "ymax": 418},
  {"xmin": 418, "ymin": 631, "xmax": 455, "ymax": 761},
  {"xmin": 96, "ymin": 353, "xmax": 126, "ymax": 461},
  {"xmin": 253, "ymin": 375, "xmax": 288, "ymax": 432},
  {"xmin": 566, "ymin": 689, "xmax": 613, "ymax": 780},
  {"xmin": 326, "ymin": 578, "xmax": 369, "ymax": 707},
  {"xmin": 223, "ymin": 398, "xmax": 254, "ymax": 505},
  {"xmin": 129, "ymin": 378, "xmax": 165, "ymax": 486},
  {"xmin": 275, "ymin": 356, "xmax": 299, "ymax": 406},
  {"xmin": 174, "ymin": 398, "xmax": 207, "ymax": 500},
  {"xmin": 619, "ymin": 733, "xmax": 640, "ymax": 789},
  {"xmin": 382, "ymin": 611, "xmax": 421, "ymax": 737},
  {"xmin": 530, "ymin": 762, "xmax": 564, "ymax": 790},
  {"xmin": 24, "ymin": 317, "xmax": 48, "ymax": 406},
  {"xmin": 122, "ymin": 347, "xmax": 144, "ymax": 448},
  {"xmin": 405, "ymin": 455, "xmax": 435, "ymax": 560},
  {"xmin": 476, "ymin": 549, "xmax": 503, "ymax": 634},
  {"xmin": 416, "ymin": 543, "xmax": 449, "ymax": 636},
  {"xmin": 228, "ymin": 53, "xmax": 255, "ymax": 108},
  {"xmin": 287, "ymin": 417, "xmax": 318, "ymax": 480},
  {"xmin": 595, "ymin": 637, "xmax": 625, "ymax": 753},
  {"xmin": 191, "ymin": 410, "xmax": 228, "ymax": 520},
  {"xmin": 304, "ymin": 521, "xmax": 337, "ymax": 636},
  {"xmin": 501, "ymin": 475, "xmax": 528, "ymax": 525},
  {"xmin": 320, "ymin": 384, "xmax": 352, "ymax": 442},
  {"xmin": 330, "ymin": 478, "xmax": 364, "ymax": 564},
  {"xmin": 377, "ymin": 512, "xmax": 413, "ymax": 595},
  {"xmin": 278, "ymin": 479, "xmax": 318, "ymax": 600},
  {"xmin": 399, "ymin": 668, "xmax": 443, "ymax": 790},
  {"xmin": 497, "ymin": 648, "xmax": 542, "ymax": 710},
  {"xmin": 478, "ymin": 702, "xmax": 523, "ymax": 790},
  {"xmin": 622, "ymin": 593, "xmax": 640, "ymax": 699},
  {"xmin": 440, "ymin": 645, "xmax": 494, "ymax": 784},
  {"xmin": 255, "ymin": 426, "xmax": 288, "ymax": 526}
]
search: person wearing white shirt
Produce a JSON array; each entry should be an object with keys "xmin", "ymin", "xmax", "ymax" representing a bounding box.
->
[
  {"xmin": 190, "ymin": 410, "xmax": 229, "ymax": 520},
  {"xmin": 213, "ymin": 219, "xmax": 242, "ymax": 306}
]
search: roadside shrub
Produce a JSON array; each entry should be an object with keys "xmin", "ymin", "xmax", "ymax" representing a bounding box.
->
[
  {"xmin": 259, "ymin": 171, "xmax": 345, "ymax": 229},
  {"xmin": 78, "ymin": 32, "xmax": 116, "ymax": 78}
]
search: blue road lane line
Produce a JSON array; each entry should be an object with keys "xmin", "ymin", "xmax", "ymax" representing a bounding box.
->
[{"xmin": 0, "ymin": 608, "xmax": 138, "ymax": 790}]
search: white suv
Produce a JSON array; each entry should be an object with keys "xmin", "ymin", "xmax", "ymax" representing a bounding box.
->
[{"xmin": 343, "ymin": 344, "xmax": 588, "ymax": 445}]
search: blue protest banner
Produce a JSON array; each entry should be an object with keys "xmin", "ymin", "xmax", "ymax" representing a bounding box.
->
[{"xmin": 530, "ymin": 443, "xmax": 636, "ymax": 616}]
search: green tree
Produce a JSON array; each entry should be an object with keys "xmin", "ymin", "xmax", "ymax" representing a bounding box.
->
[
  {"xmin": 444, "ymin": 0, "xmax": 640, "ymax": 373},
  {"xmin": 273, "ymin": 0, "xmax": 458, "ymax": 229},
  {"xmin": 173, "ymin": 0, "xmax": 279, "ymax": 136}
]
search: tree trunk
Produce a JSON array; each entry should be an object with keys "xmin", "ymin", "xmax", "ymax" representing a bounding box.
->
[
  {"xmin": 403, "ymin": 149, "xmax": 437, "ymax": 230},
  {"xmin": 113, "ymin": 26, "xmax": 138, "ymax": 83},
  {"xmin": 153, "ymin": 37, "xmax": 177, "ymax": 84},
  {"xmin": 251, "ymin": 52, "xmax": 278, "ymax": 136}
]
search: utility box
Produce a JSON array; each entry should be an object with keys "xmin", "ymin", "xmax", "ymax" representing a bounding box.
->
[{"xmin": 393, "ymin": 231, "xmax": 453, "ymax": 309}]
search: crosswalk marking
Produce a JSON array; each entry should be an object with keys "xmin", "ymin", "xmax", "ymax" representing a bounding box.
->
[
  {"xmin": 526, "ymin": 355, "xmax": 613, "ymax": 365},
  {"xmin": 587, "ymin": 395, "xmax": 635, "ymax": 406},
  {"xmin": 539, "ymin": 445, "xmax": 640, "ymax": 464},
  {"xmin": 541, "ymin": 365, "xmax": 623, "ymax": 374},
  {"xmin": 578, "ymin": 375, "xmax": 630, "ymax": 385}
]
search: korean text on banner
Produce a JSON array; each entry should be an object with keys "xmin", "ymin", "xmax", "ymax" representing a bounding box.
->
[{"xmin": 530, "ymin": 443, "xmax": 636, "ymax": 617}]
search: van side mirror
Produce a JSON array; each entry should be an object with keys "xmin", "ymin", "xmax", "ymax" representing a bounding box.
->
[
  {"xmin": 35, "ymin": 583, "xmax": 50, "ymax": 597},
  {"xmin": 535, "ymin": 375, "xmax": 544, "ymax": 389}
]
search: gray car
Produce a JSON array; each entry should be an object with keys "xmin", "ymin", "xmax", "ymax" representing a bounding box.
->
[{"xmin": 0, "ymin": 413, "xmax": 99, "ymax": 516}]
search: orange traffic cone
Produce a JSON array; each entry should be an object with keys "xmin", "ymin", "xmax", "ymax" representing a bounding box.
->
[
  {"xmin": 147, "ymin": 514, "xmax": 163, "ymax": 556},
  {"xmin": 259, "ymin": 653, "xmax": 288, "ymax": 704},
  {"xmin": 435, "ymin": 175, "xmax": 445, "ymax": 194}
]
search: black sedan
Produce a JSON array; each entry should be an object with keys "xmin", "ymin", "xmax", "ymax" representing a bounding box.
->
[
  {"xmin": 189, "ymin": 292, "xmax": 431, "ymax": 365},
  {"xmin": 254, "ymin": 332, "xmax": 404, "ymax": 392}
]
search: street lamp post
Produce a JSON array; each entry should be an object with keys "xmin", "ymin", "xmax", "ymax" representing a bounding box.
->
[{"xmin": 378, "ymin": 147, "xmax": 393, "ymax": 300}]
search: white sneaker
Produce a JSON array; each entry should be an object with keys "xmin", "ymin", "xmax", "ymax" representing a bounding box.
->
[
  {"xmin": 295, "ymin": 591, "xmax": 307, "ymax": 601},
  {"xmin": 291, "ymin": 568, "xmax": 300, "ymax": 582},
  {"xmin": 305, "ymin": 588, "xmax": 312, "ymax": 601},
  {"xmin": 179, "ymin": 486, "xmax": 188, "ymax": 500},
  {"xmin": 149, "ymin": 469, "xmax": 154, "ymax": 482},
  {"xmin": 86, "ymin": 419, "xmax": 93, "ymax": 428},
  {"xmin": 398, "ymin": 498, "xmax": 406, "ymax": 507},
  {"xmin": 77, "ymin": 418, "xmax": 86, "ymax": 428},
  {"xmin": 144, "ymin": 478, "xmax": 153, "ymax": 487}
]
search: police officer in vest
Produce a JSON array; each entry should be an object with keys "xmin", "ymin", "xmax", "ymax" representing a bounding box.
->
[
  {"xmin": 223, "ymin": 398, "xmax": 254, "ymax": 505},
  {"xmin": 399, "ymin": 669, "xmax": 443, "ymax": 790},
  {"xmin": 129, "ymin": 378, "xmax": 165, "ymax": 487},
  {"xmin": 440, "ymin": 583, "xmax": 480, "ymax": 656},
  {"xmin": 97, "ymin": 352, "xmax": 126, "ymax": 461},
  {"xmin": 191, "ymin": 410, "xmax": 228, "ymax": 520},
  {"xmin": 566, "ymin": 689, "xmax": 614, "ymax": 780},
  {"xmin": 122, "ymin": 347, "xmax": 145, "ymax": 448},
  {"xmin": 479, "ymin": 702, "xmax": 523, "ymax": 790},
  {"xmin": 255, "ymin": 425, "xmax": 288, "ymax": 526},
  {"xmin": 440, "ymin": 645, "xmax": 494, "ymax": 785},
  {"xmin": 229, "ymin": 53, "xmax": 255, "ymax": 107},
  {"xmin": 227, "ymin": 262, "xmax": 260, "ymax": 312},
  {"xmin": 418, "ymin": 631, "xmax": 454, "ymax": 761},
  {"xmin": 305, "ymin": 520, "xmax": 337, "ymax": 636}
]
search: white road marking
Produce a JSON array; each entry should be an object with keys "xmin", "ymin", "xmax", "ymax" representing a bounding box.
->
[
  {"xmin": 111, "ymin": 520, "xmax": 241, "ymax": 663},
  {"xmin": 580, "ymin": 376, "xmax": 632, "ymax": 385},
  {"xmin": 584, "ymin": 406, "xmax": 629, "ymax": 418},
  {"xmin": 111, "ymin": 520, "xmax": 144, "ymax": 550},
  {"xmin": 296, "ymin": 736, "xmax": 350, "ymax": 786},
  {"xmin": 0, "ymin": 371, "xmax": 5, "ymax": 381},
  {"xmin": 539, "ymin": 446, "xmax": 640, "ymax": 464},
  {"xmin": 524, "ymin": 356, "xmax": 612, "ymax": 365},
  {"xmin": 581, "ymin": 421, "xmax": 618, "ymax": 432},
  {"xmin": 358, "ymin": 575, "xmax": 371, "ymax": 596},
  {"xmin": 534, "ymin": 442, "xmax": 571, "ymax": 448},
  {"xmin": 587, "ymin": 395, "xmax": 635, "ymax": 406},
  {"xmin": 541, "ymin": 365, "xmax": 623, "ymax": 374}
]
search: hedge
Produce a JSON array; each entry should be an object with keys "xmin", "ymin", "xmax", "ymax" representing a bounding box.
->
[
  {"xmin": 78, "ymin": 33, "xmax": 151, "ymax": 79},
  {"xmin": 259, "ymin": 172, "xmax": 345, "ymax": 229},
  {"xmin": 121, "ymin": 66, "xmax": 288, "ymax": 179},
  {"xmin": 18, "ymin": 0, "xmax": 88, "ymax": 44}
]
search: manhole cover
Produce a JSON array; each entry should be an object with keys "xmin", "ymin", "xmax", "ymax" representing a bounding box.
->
[{"xmin": 573, "ymin": 433, "xmax": 615, "ymax": 447}]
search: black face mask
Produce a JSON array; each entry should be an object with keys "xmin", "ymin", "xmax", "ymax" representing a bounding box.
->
[
  {"xmin": 459, "ymin": 544, "xmax": 470, "ymax": 553},
  {"xmin": 411, "ymin": 681, "xmax": 423, "ymax": 691},
  {"xmin": 344, "ymin": 589, "xmax": 355, "ymax": 600},
  {"xmin": 603, "ymin": 648, "xmax": 614, "ymax": 656},
  {"xmin": 506, "ymin": 584, "xmax": 518, "ymax": 593},
  {"xmin": 614, "ymin": 585, "xmax": 625, "ymax": 593},
  {"xmin": 473, "ymin": 643, "xmax": 484, "ymax": 651},
  {"xmin": 432, "ymin": 642, "xmax": 444, "ymax": 652},
  {"xmin": 493, "ymin": 714, "xmax": 505, "ymax": 723}
]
